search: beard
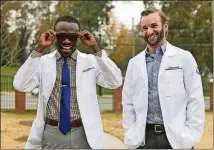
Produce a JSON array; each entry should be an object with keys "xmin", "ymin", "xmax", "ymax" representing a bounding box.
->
[{"xmin": 143, "ymin": 27, "xmax": 164, "ymax": 47}]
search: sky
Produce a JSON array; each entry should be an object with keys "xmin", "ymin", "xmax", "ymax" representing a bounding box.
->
[
  {"xmin": 112, "ymin": 1, "xmax": 161, "ymax": 29},
  {"xmin": 112, "ymin": 1, "xmax": 144, "ymax": 29}
]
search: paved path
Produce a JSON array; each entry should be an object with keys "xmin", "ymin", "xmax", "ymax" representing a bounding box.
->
[{"xmin": 104, "ymin": 132, "xmax": 127, "ymax": 149}]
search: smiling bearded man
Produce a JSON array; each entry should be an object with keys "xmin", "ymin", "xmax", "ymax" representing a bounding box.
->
[{"xmin": 122, "ymin": 8, "xmax": 205, "ymax": 149}]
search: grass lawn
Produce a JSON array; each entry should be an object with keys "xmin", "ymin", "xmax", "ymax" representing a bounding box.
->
[
  {"xmin": 1, "ymin": 110, "xmax": 213, "ymax": 149},
  {"xmin": 1, "ymin": 76, "xmax": 14, "ymax": 91},
  {"xmin": 1, "ymin": 67, "xmax": 18, "ymax": 76},
  {"xmin": 1, "ymin": 67, "xmax": 17, "ymax": 91}
]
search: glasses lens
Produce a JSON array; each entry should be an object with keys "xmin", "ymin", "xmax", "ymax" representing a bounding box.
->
[
  {"xmin": 56, "ymin": 33, "xmax": 78, "ymax": 41},
  {"xmin": 56, "ymin": 33, "xmax": 64, "ymax": 41},
  {"xmin": 67, "ymin": 33, "xmax": 78, "ymax": 41}
]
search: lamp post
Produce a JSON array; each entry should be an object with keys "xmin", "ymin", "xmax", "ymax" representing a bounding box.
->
[
  {"xmin": 212, "ymin": 0, "xmax": 214, "ymax": 110},
  {"xmin": 98, "ymin": 32, "xmax": 103, "ymax": 96},
  {"xmin": 132, "ymin": 17, "xmax": 136, "ymax": 57}
]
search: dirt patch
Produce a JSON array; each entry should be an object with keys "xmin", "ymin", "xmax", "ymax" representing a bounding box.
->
[
  {"xmin": 19, "ymin": 120, "xmax": 33, "ymax": 127},
  {"xmin": 1, "ymin": 110, "xmax": 213, "ymax": 149},
  {"xmin": 14, "ymin": 136, "xmax": 28, "ymax": 142}
]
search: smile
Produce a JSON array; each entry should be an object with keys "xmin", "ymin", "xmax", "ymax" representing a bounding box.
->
[
  {"xmin": 61, "ymin": 46, "xmax": 72, "ymax": 49},
  {"xmin": 148, "ymin": 35, "xmax": 157, "ymax": 40}
]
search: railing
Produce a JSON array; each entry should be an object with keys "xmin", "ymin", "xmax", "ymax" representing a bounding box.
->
[
  {"xmin": 0, "ymin": 76, "xmax": 112, "ymax": 111},
  {"xmin": 0, "ymin": 75, "xmax": 212, "ymax": 112},
  {"xmin": 1, "ymin": 76, "xmax": 38, "ymax": 111},
  {"xmin": 1, "ymin": 76, "xmax": 15, "ymax": 111}
]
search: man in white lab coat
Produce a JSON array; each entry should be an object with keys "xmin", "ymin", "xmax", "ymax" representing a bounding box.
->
[
  {"xmin": 122, "ymin": 8, "xmax": 205, "ymax": 149},
  {"xmin": 13, "ymin": 15, "xmax": 122, "ymax": 149}
]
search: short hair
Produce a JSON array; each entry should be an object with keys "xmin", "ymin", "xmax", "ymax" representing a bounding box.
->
[
  {"xmin": 53, "ymin": 15, "xmax": 80, "ymax": 31},
  {"xmin": 141, "ymin": 8, "xmax": 168, "ymax": 25},
  {"xmin": 141, "ymin": 8, "xmax": 168, "ymax": 36}
]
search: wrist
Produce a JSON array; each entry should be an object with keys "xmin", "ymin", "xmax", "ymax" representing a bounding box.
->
[
  {"xmin": 90, "ymin": 44, "xmax": 100, "ymax": 53},
  {"xmin": 36, "ymin": 45, "xmax": 46, "ymax": 53}
]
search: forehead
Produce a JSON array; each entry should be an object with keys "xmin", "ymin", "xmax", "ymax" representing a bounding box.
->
[
  {"xmin": 55, "ymin": 22, "xmax": 79, "ymax": 33},
  {"xmin": 140, "ymin": 12, "xmax": 162, "ymax": 26}
]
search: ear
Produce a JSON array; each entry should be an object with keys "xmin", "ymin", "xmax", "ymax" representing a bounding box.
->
[{"xmin": 163, "ymin": 22, "xmax": 168, "ymax": 32}]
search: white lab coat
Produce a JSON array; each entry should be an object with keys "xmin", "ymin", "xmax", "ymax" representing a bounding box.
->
[
  {"xmin": 13, "ymin": 50, "xmax": 122, "ymax": 149},
  {"xmin": 122, "ymin": 42, "xmax": 205, "ymax": 149}
]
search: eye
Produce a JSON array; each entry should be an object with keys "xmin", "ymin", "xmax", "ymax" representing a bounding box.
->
[
  {"xmin": 142, "ymin": 27, "xmax": 148, "ymax": 31},
  {"xmin": 151, "ymin": 24, "xmax": 158, "ymax": 28}
]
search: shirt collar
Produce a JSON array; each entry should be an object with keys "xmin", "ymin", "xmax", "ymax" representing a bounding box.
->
[
  {"xmin": 145, "ymin": 42, "xmax": 167, "ymax": 57},
  {"xmin": 55, "ymin": 50, "xmax": 78, "ymax": 61}
]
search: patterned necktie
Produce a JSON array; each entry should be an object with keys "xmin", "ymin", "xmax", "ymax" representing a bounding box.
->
[{"xmin": 59, "ymin": 58, "xmax": 71, "ymax": 134}]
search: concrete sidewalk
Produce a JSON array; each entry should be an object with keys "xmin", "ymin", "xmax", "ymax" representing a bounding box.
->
[{"xmin": 104, "ymin": 132, "xmax": 127, "ymax": 149}]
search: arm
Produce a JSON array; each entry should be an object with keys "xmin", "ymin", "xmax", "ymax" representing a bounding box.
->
[
  {"xmin": 183, "ymin": 51, "xmax": 205, "ymax": 142},
  {"xmin": 13, "ymin": 29, "xmax": 56, "ymax": 92},
  {"xmin": 13, "ymin": 51, "xmax": 41, "ymax": 92},
  {"xmin": 94, "ymin": 50, "xmax": 122, "ymax": 89},
  {"xmin": 79, "ymin": 30, "xmax": 122, "ymax": 89},
  {"xmin": 122, "ymin": 60, "xmax": 136, "ymax": 133}
]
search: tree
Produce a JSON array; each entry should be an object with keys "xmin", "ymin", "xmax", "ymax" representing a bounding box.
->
[
  {"xmin": 1, "ymin": 1, "xmax": 55, "ymax": 66},
  {"xmin": 142, "ymin": 1, "xmax": 212, "ymax": 75},
  {"xmin": 108, "ymin": 23, "xmax": 146, "ymax": 75},
  {"xmin": 1, "ymin": 1, "xmax": 114, "ymax": 67}
]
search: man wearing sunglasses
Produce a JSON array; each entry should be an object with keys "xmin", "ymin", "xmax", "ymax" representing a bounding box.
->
[{"xmin": 13, "ymin": 15, "xmax": 122, "ymax": 149}]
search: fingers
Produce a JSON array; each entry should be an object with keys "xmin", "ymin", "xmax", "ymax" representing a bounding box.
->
[
  {"xmin": 79, "ymin": 30, "xmax": 92, "ymax": 40},
  {"xmin": 41, "ymin": 30, "xmax": 56, "ymax": 42},
  {"xmin": 39, "ymin": 29, "xmax": 56, "ymax": 47}
]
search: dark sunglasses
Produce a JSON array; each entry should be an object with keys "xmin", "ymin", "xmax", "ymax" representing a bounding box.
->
[{"xmin": 56, "ymin": 33, "xmax": 79, "ymax": 41}]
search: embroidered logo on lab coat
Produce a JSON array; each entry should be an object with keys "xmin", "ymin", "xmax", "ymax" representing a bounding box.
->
[{"xmin": 165, "ymin": 66, "xmax": 183, "ymax": 70}]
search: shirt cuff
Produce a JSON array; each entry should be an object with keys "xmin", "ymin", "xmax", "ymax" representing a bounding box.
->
[
  {"xmin": 31, "ymin": 50, "xmax": 42, "ymax": 58},
  {"xmin": 93, "ymin": 50, "xmax": 102, "ymax": 58}
]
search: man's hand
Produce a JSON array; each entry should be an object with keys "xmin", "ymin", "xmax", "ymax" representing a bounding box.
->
[
  {"xmin": 36, "ymin": 30, "xmax": 56, "ymax": 53},
  {"xmin": 79, "ymin": 30, "xmax": 100, "ymax": 53}
]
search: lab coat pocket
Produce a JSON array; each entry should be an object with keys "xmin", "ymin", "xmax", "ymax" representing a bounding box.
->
[
  {"xmin": 25, "ymin": 118, "xmax": 45, "ymax": 149},
  {"xmin": 168, "ymin": 117, "xmax": 194, "ymax": 149},
  {"xmin": 164, "ymin": 70, "xmax": 184, "ymax": 96}
]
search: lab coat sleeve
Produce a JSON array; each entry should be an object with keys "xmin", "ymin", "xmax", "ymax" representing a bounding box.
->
[
  {"xmin": 183, "ymin": 51, "xmax": 205, "ymax": 142},
  {"xmin": 13, "ymin": 55, "xmax": 41, "ymax": 92},
  {"xmin": 94, "ymin": 50, "xmax": 122, "ymax": 89},
  {"xmin": 122, "ymin": 59, "xmax": 136, "ymax": 133}
]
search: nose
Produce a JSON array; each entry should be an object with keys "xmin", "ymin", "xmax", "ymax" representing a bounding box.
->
[
  {"xmin": 147, "ymin": 27, "xmax": 154, "ymax": 36},
  {"xmin": 62, "ymin": 38, "xmax": 72, "ymax": 44},
  {"xmin": 64, "ymin": 38, "xmax": 71, "ymax": 43}
]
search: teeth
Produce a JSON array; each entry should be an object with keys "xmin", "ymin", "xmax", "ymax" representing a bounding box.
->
[
  {"xmin": 149, "ymin": 35, "xmax": 156, "ymax": 38},
  {"xmin": 62, "ymin": 46, "xmax": 72, "ymax": 49}
]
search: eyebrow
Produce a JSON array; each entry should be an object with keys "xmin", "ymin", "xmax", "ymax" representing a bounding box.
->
[
  {"xmin": 151, "ymin": 23, "xmax": 158, "ymax": 26},
  {"xmin": 142, "ymin": 23, "xmax": 158, "ymax": 28}
]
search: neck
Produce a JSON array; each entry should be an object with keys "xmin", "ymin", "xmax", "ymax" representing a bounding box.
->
[{"xmin": 148, "ymin": 39, "xmax": 166, "ymax": 54}]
